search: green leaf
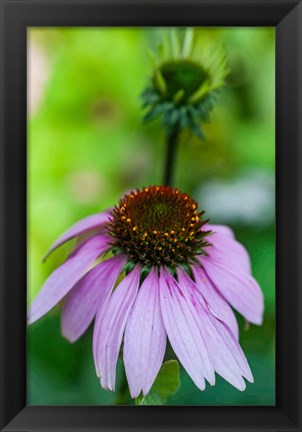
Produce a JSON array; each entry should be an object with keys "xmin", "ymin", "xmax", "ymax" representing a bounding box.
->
[{"xmin": 135, "ymin": 360, "xmax": 181, "ymax": 406}]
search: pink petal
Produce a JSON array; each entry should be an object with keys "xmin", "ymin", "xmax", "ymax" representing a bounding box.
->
[
  {"xmin": 206, "ymin": 225, "xmax": 251, "ymax": 274},
  {"xmin": 124, "ymin": 268, "xmax": 167, "ymax": 398},
  {"xmin": 177, "ymin": 269, "xmax": 253, "ymax": 391},
  {"xmin": 205, "ymin": 223, "xmax": 235, "ymax": 239},
  {"xmin": 192, "ymin": 264, "xmax": 239, "ymax": 339},
  {"xmin": 61, "ymin": 254, "xmax": 127, "ymax": 343},
  {"xmin": 200, "ymin": 256, "xmax": 264, "ymax": 325},
  {"xmin": 43, "ymin": 210, "xmax": 111, "ymax": 261},
  {"xmin": 28, "ymin": 235, "xmax": 111, "ymax": 325},
  {"xmin": 94, "ymin": 265, "xmax": 141, "ymax": 391},
  {"xmin": 159, "ymin": 268, "xmax": 215, "ymax": 390}
]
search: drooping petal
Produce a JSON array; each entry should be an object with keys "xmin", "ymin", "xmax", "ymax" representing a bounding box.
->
[
  {"xmin": 199, "ymin": 256, "xmax": 264, "ymax": 325},
  {"xmin": 28, "ymin": 235, "xmax": 111, "ymax": 325},
  {"xmin": 192, "ymin": 264, "xmax": 239, "ymax": 339},
  {"xmin": 177, "ymin": 268, "xmax": 253, "ymax": 391},
  {"xmin": 159, "ymin": 268, "xmax": 215, "ymax": 390},
  {"xmin": 124, "ymin": 268, "xmax": 167, "ymax": 398},
  {"xmin": 43, "ymin": 210, "xmax": 111, "ymax": 261},
  {"xmin": 205, "ymin": 223, "xmax": 235, "ymax": 239},
  {"xmin": 206, "ymin": 225, "xmax": 251, "ymax": 274},
  {"xmin": 61, "ymin": 254, "xmax": 127, "ymax": 343},
  {"xmin": 94, "ymin": 265, "xmax": 141, "ymax": 391},
  {"xmin": 204, "ymin": 313, "xmax": 253, "ymax": 386}
]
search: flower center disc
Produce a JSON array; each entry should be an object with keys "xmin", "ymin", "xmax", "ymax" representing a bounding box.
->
[
  {"xmin": 108, "ymin": 186, "xmax": 211, "ymax": 267},
  {"xmin": 157, "ymin": 60, "xmax": 209, "ymax": 100}
]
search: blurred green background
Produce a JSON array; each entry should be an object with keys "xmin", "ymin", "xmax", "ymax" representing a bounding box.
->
[{"xmin": 27, "ymin": 27, "xmax": 275, "ymax": 406}]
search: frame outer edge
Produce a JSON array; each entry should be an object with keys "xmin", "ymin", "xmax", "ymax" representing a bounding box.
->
[
  {"xmin": 0, "ymin": 0, "xmax": 302, "ymax": 431},
  {"xmin": 276, "ymin": 1, "xmax": 302, "ymax": 429}
]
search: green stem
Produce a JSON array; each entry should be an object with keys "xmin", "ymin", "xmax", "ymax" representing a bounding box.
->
[{"xmin": 163, "ymin": 123, "xmax": 180, "ymax": 187}]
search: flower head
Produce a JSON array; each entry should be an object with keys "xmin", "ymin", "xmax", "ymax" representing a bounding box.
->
[
  {"xmin": 142, "ymin": 29, "xmax": 229, "ymax": 138},
  {"xmin": 109, "ymin": 185, "xmax": 210, "ymax": 267},
  {"xmin": 29, "ymin": 186, "xmax": 264, "ymax": 397}
]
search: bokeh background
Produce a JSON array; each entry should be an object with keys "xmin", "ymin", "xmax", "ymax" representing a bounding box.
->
[{"xmin": 27, "ymin": 27, "xmax": 275, "ymax": 405}]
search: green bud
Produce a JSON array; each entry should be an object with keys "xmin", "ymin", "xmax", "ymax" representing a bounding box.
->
[{"xmin": 141, "ymin": 29, "xmax": 229, "ymax": 139}]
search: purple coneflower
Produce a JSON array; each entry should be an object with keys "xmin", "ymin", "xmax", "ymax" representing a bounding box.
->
[{"xmin": 29, "ymin": 185, "xmax": 264, "ymax": 397}]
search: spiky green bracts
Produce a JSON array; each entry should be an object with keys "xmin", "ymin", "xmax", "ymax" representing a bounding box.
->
[{"xmin": 142, "ymin": 29, "xmax": 229, "ymax": 139}]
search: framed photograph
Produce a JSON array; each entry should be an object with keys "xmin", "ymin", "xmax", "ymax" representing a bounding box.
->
[{"xmin": 1, "ymin": 1, "xmax": 301, "ymax": 431}]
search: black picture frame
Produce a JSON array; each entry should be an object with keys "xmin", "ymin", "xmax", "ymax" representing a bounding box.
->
[{"xmin": 1, "ymin": 0, "xmax": 301, "ymax": 431}]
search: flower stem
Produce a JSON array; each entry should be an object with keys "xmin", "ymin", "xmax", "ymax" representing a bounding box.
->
[{"xmin": 163, "ymin": 123, "xmax": 180, "ymax": 187}]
